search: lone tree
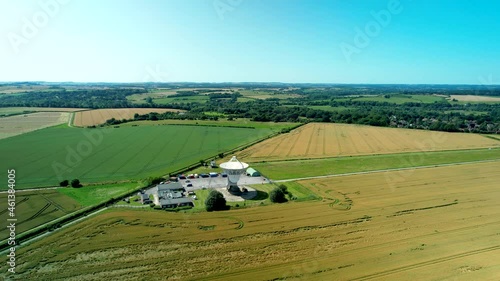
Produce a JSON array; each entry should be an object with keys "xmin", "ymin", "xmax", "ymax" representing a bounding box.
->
[
  {"xmin": 269, "ymin": 187, "xmax": 286, "ymax": 203},
  {"xmin": 205, "ymin": 190, "xmax": 227, "ymax": 211},
  {"xmin": 71, "ymin": 179, "xmax": 82, "ymax": 188},
  {"xmin": 278, "ymin": 184, "xmax": 288, "ymax": 194},
  {"xmin": 59, "ymin": 180, "xmax": 69, "ymax": 187}
]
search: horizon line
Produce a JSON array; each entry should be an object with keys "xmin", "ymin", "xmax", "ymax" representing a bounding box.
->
[{"xmin": 1, "ymin": 81, "xmax": 499, "ymax": 86}]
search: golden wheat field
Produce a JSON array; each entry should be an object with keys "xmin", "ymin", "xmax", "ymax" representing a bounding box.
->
[
  {"xmin": 237, "ymin": 123, "xmax": 500, "ymax": 161},
  {"xmin": 73, "ymin": 108, "xmax": 183, "ymax": 127},
  {"xmin": 4, "ymin": 161, "xmax": 499, "ymax": 280},
  {"xmin": 449, "ymin": 95, "xmax": 500, "ymax": 102}
]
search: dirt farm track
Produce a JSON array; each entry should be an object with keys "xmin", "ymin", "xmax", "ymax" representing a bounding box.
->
[
  {"xmin": 238, "ymin": 123, "xmax": 500, "ymax": 161},
  {"xmin": 73, "ymin": 108, "xmax": 182, "ymax": 127}
]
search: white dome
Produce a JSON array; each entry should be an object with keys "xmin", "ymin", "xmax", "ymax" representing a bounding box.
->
[{"xmin": 219, "ymin": 156, "xmax": 249, "ymax": 170}]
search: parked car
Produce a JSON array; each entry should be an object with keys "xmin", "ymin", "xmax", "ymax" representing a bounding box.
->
[
  {"xmin": 178, "ymin": 175, "xmax": 186, "ymax": 180},
  {"xmin": 209, "ymin": 172, "xmax": 218, "ymax": 177},
  {"xmin": 221, "ymin": 173, "xmax": 227, "ymax": 178},
  {"xmin": 200, "ymin": 173, "xmax": 209, "ymax": 178},
  {"xmin": 187, "ymin": 183, "xmax": 193, "ymax": 187},
  {"xmin": 186, "ymin": 180, "xmax": 191, "ymax": 183}
]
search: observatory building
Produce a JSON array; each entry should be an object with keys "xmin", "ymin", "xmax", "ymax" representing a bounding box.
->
[{"xmin": 219, "ymin": 156, "xmax": 249, "ymax": 193}]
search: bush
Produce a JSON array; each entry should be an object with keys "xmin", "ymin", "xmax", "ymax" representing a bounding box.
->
[
  {"xmin": 71, "ymin": 179, "xmax": 82, "ymax": 188},
  {"xmin": 270, "ymin": 188, "xmax": 286, "ymax": 203},
  {"xmin": 59, "ymin": 180, "xmax": 69, "ymax": 187},
  {"xmin": 150, "ymin": 177, "xmax": 165, "ymax": 185},
  {"xmin": 205, "ymin": 190, "xmax": 227, "ymax": 211},
  {"xmin": 278, "ymin": 184, "xmax": 288, "ymax": 194}
]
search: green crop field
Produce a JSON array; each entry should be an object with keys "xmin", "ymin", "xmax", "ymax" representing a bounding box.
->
[
  {"xmin": 58, "ymin": 182, "xmax": 143, "ymax": 207},
  {"xmin": 122, "ymin": 118, "xmax": 299, "ymax": 131},
  {"xmin": 252, "ymin": 148, "xmax": 500, "ymax": 180},
  {"xmin": 0, "ymin": 190, "xmax": 82, "ymax": 240},
  {"xmin": 189, "ymin": 182, "xmax": 319, "ymax": 212},
  {"xmin": 0, "ymin": 124, "xmax": 279, "ymax": 189},
  {"xmin": 153, "ymin": 95, "xmax": 210, "ymax": 104},
  {"xmin": 305, "ymin": 105, "xmax": 353, "ymax": 112},
  {"xmin": 352, "ymin": 94, "xmax": 446, "ymax": 104}
]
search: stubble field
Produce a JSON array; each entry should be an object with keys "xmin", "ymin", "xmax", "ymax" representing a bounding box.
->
[
  {"xmin": 448, "ymin": 95, "xmax": 500, "ymax": 102},
  {"xmin": 4, "ymin": 161, "xmax": 499, "ymax": 280},
  {"xmin": 237, "ymin": 123, "xmax": 500, "ymax": 161},
  {"xmin": 73, "ymin": 108, "xmax": 183, "ymax": 127},
  {"xmin": 0, "ymin": 112, "xmax": 70, "ymax": 139}
]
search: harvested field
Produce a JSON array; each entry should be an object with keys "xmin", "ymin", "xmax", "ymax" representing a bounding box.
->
[
  {"xmin": 0, "ymin": 112, "xmax": 70, "ymax": 139},
  {"xmin": 0, "ymin": 107, "xmax": 84, "ymax": 116},
  {"xmin": 238, "ymin": 123, "xmax": 500, "ymax": 161},
  {"xmin": 73, "ymin": 108, "xmax": 183, "ymax": 127},
  {"xmin": 449, "ymin": 95, "xmax": 500, "ymax": 102},
  {"xmin": 4, "ymin": 162, "xmax": 500, "ymax": 280}
]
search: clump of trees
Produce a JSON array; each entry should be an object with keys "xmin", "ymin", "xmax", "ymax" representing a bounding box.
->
[
  {"xmin": 270, "ymin": 184, "xmax": 296, "ymax": 203},
  {"xmin": 205, "ymin": 190, "xmax": 227, "ymax": 211},
  {"xmin": 270, "ymin": 185, "xmax": 287, "ymax": 203},
  {"xmin": 59, "ymin": 179, "xmax": 82, "ymax": 188},
  {"xmin": 71, "ymin": 179, "xmax": 82, "ymax": 188}
]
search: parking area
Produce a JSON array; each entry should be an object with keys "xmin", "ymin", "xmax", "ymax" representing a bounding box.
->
[
  {"xmin": 144, "ymin": 174, "xmax": 268, "ymax": 196},
  {"xmin": 181, "ymin": 174, "xmax": 268, "ymax": 191}
]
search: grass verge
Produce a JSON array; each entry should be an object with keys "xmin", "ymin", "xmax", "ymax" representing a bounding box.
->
[{"xmin": 253, "ymin": 148, "xmax": 500, "ymax": 180}]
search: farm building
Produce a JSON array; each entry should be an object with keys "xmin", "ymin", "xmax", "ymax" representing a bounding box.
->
[
  {"xmin": 246, "ymin": 167, "xmax": 260, "ymax": 177},
  {"xmin": 138, "ymin": 193, "xmax": 151, "ymax": 204},
  {"xmin": 158, "ymin": 198, "xmax": 194, "ymax": 209},
  {"xmin": 154, "ymin": 182, "xmax": 193, "ymax": 209},
  {"xmin": 156, "ymin": 182, "xmax": 185, "ymax": 196}
]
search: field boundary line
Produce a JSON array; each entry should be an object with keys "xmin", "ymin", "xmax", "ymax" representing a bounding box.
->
[
  {"xmin": 67, "ymin": 112, "xmax": 74, "ymax": 127},
  {"xmin": 274, "ymin": 159, "xmax": 500, "ymax": 183}
]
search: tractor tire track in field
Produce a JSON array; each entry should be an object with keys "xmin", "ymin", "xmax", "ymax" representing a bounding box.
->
[
  {"xmin": 285, "ymin": 129, "xmax": 302, "ymax": 158},
  {"xmin": 267, "ymin": 134, "xmax": 287, "ymax": 157},
  {"xmin": 39, "ymin": 193, "xmax": 69, "ymax": 214},
  {"xmin": 139, "ymin": 133, "xmax": 176, "ymax": 173},
  {"xmin": 110, "ymin": 126, "xmax": 172, "ymax": 178},
  {"xmin": 0, "ymin": 197, "xmax": 29, "ymax": 215},
  {"xmin": 77, "ymin": 127, "xmax": 154, "ymax": 179},
  {"xmin": 334, "ymin": 126, "xmax": 342, "ymax": 156},
  {"xmin": 170, "ymin": 127, "xmax": 196, "ymax": 166},
  {"xmin": 353, "ymin": 245, "xmax": 500, "ymax": 280},
  {"xmin": 304, "ymin": 124, "xmax": 317, "ymax": 156},
  {"xmin": 26, "ymin": 203, "xmax": 51, "ymax": 221},
  {"xmin": 225, "ymin": 216, "xmax": 245, "ymax": 230},
  {"xmin": 322, "ymin": 124, "xmax": 327, "ymax": 155}
]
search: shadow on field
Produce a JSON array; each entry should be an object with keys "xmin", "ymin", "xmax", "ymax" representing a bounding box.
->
[{"xmin": 249, "ymin": 190, "xmax": 269, "ymax": 200}]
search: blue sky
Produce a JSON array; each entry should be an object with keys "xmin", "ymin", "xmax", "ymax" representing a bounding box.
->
[{"xmin": 1, "ymin": 0, "xmax": 499, "ymax": 84}]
